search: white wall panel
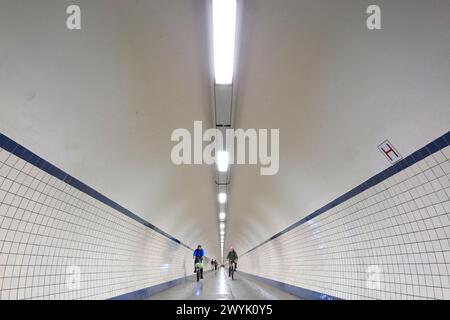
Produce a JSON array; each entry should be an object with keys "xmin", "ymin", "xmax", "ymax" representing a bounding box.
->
[
  {"xmin": 239, "ymin": 136, "xmax": 450, "ymax": 300},
  {"xmin": 0, "ymin": 136, "xmax": 199, "ymax": 300}
]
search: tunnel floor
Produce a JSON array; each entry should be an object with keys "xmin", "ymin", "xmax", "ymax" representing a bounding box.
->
[{"xmin": 147, "ymin": 268, "xmax": 300, "ymax": 300}]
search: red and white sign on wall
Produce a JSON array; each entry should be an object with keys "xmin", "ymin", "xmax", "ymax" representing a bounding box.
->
[{"xmin": 378, "ymin": 140, "xmax": 402, "ymax": 164}]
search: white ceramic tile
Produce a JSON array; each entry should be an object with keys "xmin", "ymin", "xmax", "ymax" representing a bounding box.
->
[
  {"xmin": 240, "ymin": 152, "xmax": 450, "ymax": 300},
  {"xmin": 441, "ymin": 146, "xmax": 450, "ymax": 160},
  {"xmin": 0, "ymin": 146, "xmax": 196, "ymax": 300}
]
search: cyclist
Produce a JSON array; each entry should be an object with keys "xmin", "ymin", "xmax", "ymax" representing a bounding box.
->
[
  {"xmin": 226, "ymin": 246, "xmax": 238, "ymax": 277},
  {"xmin": 193, "ymin": 245, "xmax": 205, "ymax": 279}
]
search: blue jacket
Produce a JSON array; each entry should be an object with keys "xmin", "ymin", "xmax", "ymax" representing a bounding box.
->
[{"xmin": 193, "ymin": 248, "xmax": 205, "ymax": 258}]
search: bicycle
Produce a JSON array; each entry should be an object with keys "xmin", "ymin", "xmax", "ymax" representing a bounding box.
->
[
  {"xmin": 228, "ymin": 260, "xmax": 236, "ymax": 280},
  {"xmin": 194, "ymin": 257, "xmax": 203, "ymax": 282}
]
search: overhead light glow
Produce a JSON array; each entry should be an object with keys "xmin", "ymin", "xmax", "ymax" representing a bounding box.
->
[
  {"xmin": 220, "ymin": 222, "xmax": 225, "ymax": 230},
  {"xmin": 219, "ymin": 212, "xmax": 226, "ymax": 221},
  {"xmin": 212, "ymin": 0, "xmax": 237, "ymax": 85},
  {"xmin": 220, "ymin": 230, "xmax": 225, "ymax": 236},
  {"xmin": 218, "ymin": 193, "xmax": 227, "ymax": 204},
  {"xmin": 217, "ymin": 151, "xmax": 229, "ymax": 172}
]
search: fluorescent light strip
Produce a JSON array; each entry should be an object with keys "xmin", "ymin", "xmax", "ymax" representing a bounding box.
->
[
  {"xmin": 212, "ymin": 0, "xmax": 237, "ymax": 85},
  {"xmin": 218, "ymin": 193, "xmax": 227, "ymax": 203},
  {"xmin": 217, "ymin": 151, "xmax": 229, "ymax": 172},
  {"xmin": 219, "ymin": 212, "xmax": 226, "ymax": 221}
]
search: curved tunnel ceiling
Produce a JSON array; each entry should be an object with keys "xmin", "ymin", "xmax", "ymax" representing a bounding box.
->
[
  {"xmin": 229, "ymin": 0, "xmax": 450, "ymax": 254},
  {"xmin": 1, "ymin": 0, "xmax": 450, "ymax": 261},
  {"xmin": 0, "ymin": 0, "xmax": 220, "ymax": 258}
]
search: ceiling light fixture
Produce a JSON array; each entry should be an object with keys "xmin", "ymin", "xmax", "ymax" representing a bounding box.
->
[
  {"xmin": 217, "ymin": 151, "xmax": 229, "ymax": 172},
  {"xmin": 212, "ymin": 0, "xmax": 237, "ymax": 85},
  {"xmin": 218, "ymin": 193, "xmax": 227, "ymax": 203}
]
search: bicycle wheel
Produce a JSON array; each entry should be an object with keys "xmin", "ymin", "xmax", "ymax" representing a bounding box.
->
[{"xmin": 197, "ymin": 268, "xmax": 200, "ymax": 282}]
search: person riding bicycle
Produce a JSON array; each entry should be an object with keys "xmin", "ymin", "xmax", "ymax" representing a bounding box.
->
[
  {"xmin": 226, "ymin": 246, "xmax": 238, "ymax": 277},
  {"xmin": 193, "ymin": 245, "xmax": 205, "ymax": 279}
]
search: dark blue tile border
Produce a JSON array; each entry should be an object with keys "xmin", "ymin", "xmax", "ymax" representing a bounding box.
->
[
  {"xmin": 110, "ymin": 269, "xmax": 215, "ymax": 300},
  {"xmin": 0, "ymin": 132, "xmax": 192, "ymax": 251},
  {"xmin": 243, "ymin": 131, "xmax": 450, "ymax": 255},
  {"xmin": 110, "ymin": 273, "xmax": 198, "ymax": 300},
  {"xmin": 240, "ymin": 271, "xmax": 341, "ymax": 300}
]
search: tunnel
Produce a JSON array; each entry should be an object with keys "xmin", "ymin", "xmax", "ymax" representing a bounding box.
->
[{"xmin": 0, "ymin": 0, "xmax": 450, "ymax": 302}]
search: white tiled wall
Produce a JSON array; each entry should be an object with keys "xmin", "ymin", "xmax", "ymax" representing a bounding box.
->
[
  {"xmin": 239, "ymin": 146, "xmax": 450, "ymax": 300},
  {"xmin": 0, "ymin": 146, "xmax": 195, "ymax": 300}
]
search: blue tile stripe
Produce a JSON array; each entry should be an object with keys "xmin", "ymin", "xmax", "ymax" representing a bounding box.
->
[
  {"xmin": 240, "ymin": 271, "xmax": 341, "ymax": 300},
  {"xmin": 109, "ymin": 273, "xmax": 198, "ymax": 300},
  {"xmin": 0, "ymin": 132, "xmax": 192, "ymax": 251},
  {"xmin": 243, "ymin": 131, "xmax": 450, "ymax": 255}
]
